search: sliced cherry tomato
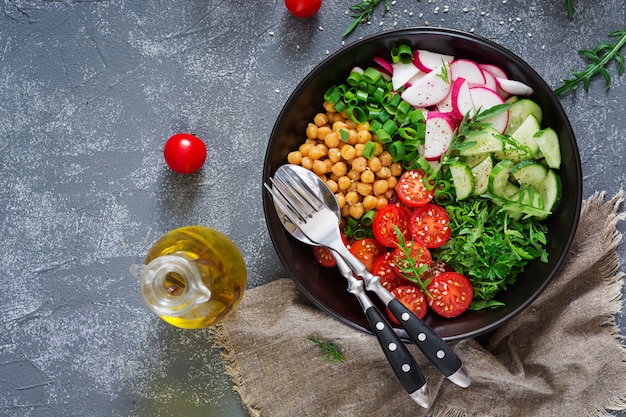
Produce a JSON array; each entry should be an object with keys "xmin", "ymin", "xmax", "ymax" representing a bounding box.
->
[
  {"xmin": 372, "ymin": 204, "xmax": 411, "ymax": 248},
  {"xmin": 426, "ymin": 271, "xmax": 473, "ymax": 318},
  {"xmin": 349, "ymin": 237, "xmax": 385, "ymax": 271},
  {"xmin": 371, "ymin": 252, "xmax": 404, "ymax": 292},
  {"xmin": 392, "ymin": 241, "xmax": 432, "ymax": 280},
  {"xmin": 313, "ymin": 246, "xmax": 336, "ymax": 267},
  {"xmin": 163, "ymin": 133, "xmax": 207, "ymax": 174},
  {"xmin": 284, "ymin": 0, "xmax": 322, "ymax": 18},
  {"xmin": 386, "ymin": 286, "xmax": 428, "ymax": 323},
  {"xmin": 395, "ymin": 169, "xmax": 435, "ymax": 207},
  {"xmin": 409, "ymin": 203, "xmax": 451, "ymax": 248}
]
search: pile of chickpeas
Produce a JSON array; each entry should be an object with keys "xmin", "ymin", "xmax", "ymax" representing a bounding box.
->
[{"xmin": 287, "ymin": 100, "xmax": 404, "ymax": 221}]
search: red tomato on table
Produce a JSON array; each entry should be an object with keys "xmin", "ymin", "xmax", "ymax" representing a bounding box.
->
[
  {"xmin": 372, "ymin": 204, "xmax": 411, "ymax": 248},
  {"xmin": 387, "ymin": 286, "xmax": 428, "ymax": 323},
  {"xmin": 395, "ymin": 169, "xmax": 435, "ymax": 207},
  {"xmin": 163, "ymin": 133, "xmax": 207, "ymax": 174},
  {"xmin": 409, "ymin": 203, "xmax": 451, "ymax": 248},
  {"xmin": 284, "ymin": 0, "xmax": 322, "ymax": 18},
  {"xmin": 426, "ymin": 271, "xmax": 473, "ymax": 318},
  {"xmin": 349, "ymin": 237, "xmax": 385, "ymax": 271}
]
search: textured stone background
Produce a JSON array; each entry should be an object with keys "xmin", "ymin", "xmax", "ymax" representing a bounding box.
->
[{"xmin": 0, "ymin": 1, "xmax": 624, "ymax": 416}]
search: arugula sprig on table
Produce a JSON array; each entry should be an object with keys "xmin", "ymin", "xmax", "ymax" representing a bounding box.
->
[
  {"xmin": 343, "ymin": 0, "xmax": 389, "ymax": 37},
  {"xmin": 554, "ymin": 29, "xmax": 626, "ymax": 96}
]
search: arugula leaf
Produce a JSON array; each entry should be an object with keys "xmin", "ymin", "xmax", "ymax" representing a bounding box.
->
[
  {"xmin": 554, "ymin": 29, "xmax": 626, "ymax": 96},
  {"xmin": 433, "ymin": 199, "xmax": 548, "ymax": 310}
]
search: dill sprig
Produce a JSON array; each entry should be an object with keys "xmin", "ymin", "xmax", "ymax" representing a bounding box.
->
[
  {"xmin": 554, "ymin": 29, "xmax": 626, "ymax": 96},
  {"xmin": 343, "ymin": 0, "xmax": 390, "ymax": 37},
  {"xmin": 565, "ymin": 0, "xmax": 574, "ymax": 19},
  {"xmin": 307, "ymin": 337, "xmax": 345, "ymax": 363}
]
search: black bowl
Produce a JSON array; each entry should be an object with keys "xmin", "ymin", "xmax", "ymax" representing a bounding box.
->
[{"xmin": 262, "ymin": 27, "xmax": 582, "ymax": 342}]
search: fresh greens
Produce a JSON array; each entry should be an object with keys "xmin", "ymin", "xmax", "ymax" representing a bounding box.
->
[
  {"xmin": 554, "ymin": 29, "xmax": 626, "ymax": 96},
  {"xmin": 434, "ymin": 199, "xmax": 548, "ymax": 310},
  {"xmin": 343, "ymin": 0, "xmax": 390, "ymax": 37},
  {"xmin": 565, "ymin": 0, "xmax": 574, "ymax": 18},
  {"xmin": 307, "ymin": 337, "xmax": 345, "ymax": 363}
]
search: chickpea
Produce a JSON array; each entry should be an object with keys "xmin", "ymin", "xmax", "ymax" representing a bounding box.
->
[
  {"xmin": 287, "ymin": 151, "xmax": 302, "ymax": 165},
  {"xmin": 312, "ymin": 160, "xmax": 327, "ymax": 175},
  {"xmin": 356, "ymin": 122, "xmax": 370, "ymax": 131},
  {"xmin": 379, "ymin": 151, "xmax": 393, "ymax": 166},
  {"xmin": 331, "ymin": 161, "xmax": 348, "ymax": 177},
  {"xmin": 356, "ymin": 182, "xmax": 373, "ymax": 196},
  {"xmin": 337, "ymin": 176, "xmax": 351, "ymax": 190},
  {"xmin": 331, "ymin": 112, "xmax": 345, "ymax": 124},
  {"xmin": 332, "ymin": 121, "xmax": 348, "ymax": 133},
  {"xmin": 324, "ymin": 132, "xmax": 340, "ymax": 149},
  {"xmin": 299, "ymin": 143, "xmax": 314, "ymax": 157},
  {"xmin": 324, "ymin": 159, "xmax": 333, "ymax": 172},
  {"xmin": 347, "ymin": 169, "xmax": 360, "ymax": 181},
  {"xmin": 368, "ymin": 156, "xmax": 382, "ymax": 172},
  {"xmin": 341, "ymin": 205, "xmax": 351, "ymax": 218},
  {"xmin": 345, "ymin": 191, "xmax": 360, "ymax": 206},
  {"xmin": 328, "ymin": 148, "xmax": 342, "ymax": 163},
  {"xmin": 387, "ymin": 176, "xmax": 398, "ymax": 190},
  {"xmin": 390, "ymin": 162, "xmax": 403, "ymax": 176},
  {"xmin": 349, "ymin": 203, "xmax": 365, "ymax": 219},
  {"xmin": 376, "ymin": 196, "xmax": 389, "ymax": 209},
  {"xmin": 347, "ymin": 129, "xmax": 358, "ymax": 145},
  {"xmin": 308, "ymin": 146, "xmax": 324, "ymax": 160},
  {"xmin": 316, "ymin": 126, "xmax": 331, "ymax": 141},
  {"xmin": 373, "ymin": 179, "xmax": 389, "ymax": 196},
  {"xmin": 354, "ymin": 143, "xmax": 365, "ymax": 157},
  {"xmin": 352, "ymin": 156, "xmax": 368, "ymax": 172},
  {"xmin": 340, "ymin": 144, "xmax": 356, "ymax": 161},
  {"xmin": 301, "ymin": 156, "xmax": 313, "ymax": 170},
  {"xmin": 323, "ymin": 101, "xmax": 336, "ymax": 113},
  {"xmin": 314, "ymin": 112, "xmax": 329, "ymax": 127},
  {"xmin": 374, "ymin": 142, "xmax": 384, "ymax": 156},
  {"xmin": 335, "ymin": 193, "xmax": 346, "ymax": 209},
  {"xmin": 357, "ymin": 130, "xmax": 372, "ymax": 144},
  {"xmin": 360, "ymin": 170, "xmax": 375, "ymax": 184},
  {"xmin": 347, "ymin": 181, "xmax": 358, "ymax": 192},
  {"xmin": 306, "ymin": 123, "xmax": 318, "ymax": 139},
  {"xmin": 376, "ymin": 166, "xmax": 391, "ymax": 179},
  {"xmin": 363, "ymin": 195, "xmax": 378, "ymax": 210},
  {"xmin": 326, "ymin": 179, "xmax": 338, "ymax": 193},
  {"xmin": 345, "ymin": 120, "xmax": 358, "ymax": 130}
]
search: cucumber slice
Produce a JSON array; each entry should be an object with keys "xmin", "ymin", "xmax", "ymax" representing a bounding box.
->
[
  {"xmin": 536, "ymin": 169, "xmax": 562, "ymax": 219},
  {"xmin": 534, "ymin": 128, "xmax": 561, "ymax": 169},
  {"xmin": 488, "ymin": 159, "xmax": 514, "ymax": 197},
  {"xmin": 459, "ymin": 127, "xmax": 504, "ymax": 156},
  {"xmin": 471, "ymin": 155, "xmax": 493, "ymax": 195},
  {"xmin": 494, "ymin": 114, "xmax": 541, "ymax": 162},
  {"xmin": 504, "ymin": 98, "xmax": 543, "ymax": 135},
  {"xmin": 511, "ymin": 159, "xmax": 548, "ymax": 189},
  {"xmin": 464, "ymin": 153, "xmax": 489, "ymax": 169},
  {"xmin": 449, "ymin": 161, "xmax": 475, "ymax": 200}
]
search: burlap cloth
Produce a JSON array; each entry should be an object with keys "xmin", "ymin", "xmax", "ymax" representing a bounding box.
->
[{"xmin": 211, "ymin": 191, "xmax": 626, "ymax": 417}]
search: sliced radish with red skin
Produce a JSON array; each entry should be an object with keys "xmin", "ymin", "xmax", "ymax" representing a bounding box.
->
[
  {"xmin": 496, "ymin": 77, "xmax": 534, "ymax": 96},
  {"xmin": 391, "ymin": 62, "xmax": 421, "ymax": 90},
  {"xmin": 437, "ymin": 88, "xmax": 454, "ymax": 113},
  {"xmin": 469, "ymin": 86, "xmax": 509, "ymax": 133},
  {"xmin": 450, "ymin": 59, "xmax": 486, "ymax": 85},
  {"xmin": 424, "ymin": 111, "xmax": 456, "ymax": 160},
  {"xmin": 372, "ymin": 57, "xmax": 393, "ymax": 75},
  {"xmin": 450, "ymin": 77, "xmax": 475, "ymax": 120},
  {"xmin": 481, "ymin": 69, "xmax": 498, "ymax": 90},
  {"xmin": 478, "ymin": 63, "xmax": 508, "ymax": 80},
  {"xmin": 401, "ymin": 61, "xmax": 451, "ymax": 108},
  {"xmin": 412, "ymin": 49, "xmax": 454, "ymax": 73}
]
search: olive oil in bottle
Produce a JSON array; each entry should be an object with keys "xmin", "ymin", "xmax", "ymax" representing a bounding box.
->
[{"xmin": 130, "ymin": 226, "xmax": 246, "ymax": 329}]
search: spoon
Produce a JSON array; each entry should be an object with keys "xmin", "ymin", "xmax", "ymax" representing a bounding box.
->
[{"xmin": 269, "ymin": 164, "xmax": 431, "ymax": 409}]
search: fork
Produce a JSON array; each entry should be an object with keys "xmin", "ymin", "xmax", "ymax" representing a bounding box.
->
[{"xmin": 268, "ymin": 165, "xmax": 470, "ymax": 388}]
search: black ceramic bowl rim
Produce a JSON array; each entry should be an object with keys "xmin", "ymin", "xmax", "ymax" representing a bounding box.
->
[{"xmin": 262, "ymin": 27, "xmax": 582, "ymax": 342}]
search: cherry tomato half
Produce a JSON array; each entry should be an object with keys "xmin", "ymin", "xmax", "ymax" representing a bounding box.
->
[
  {"xmin": 163, "ymin": 133, "xmax": 207, "ymax": 174},
  {"xmin": 284, "ymin": 0, "xmax": 322, "ymax": 18},
  {"xmin": 313, "ymin": 246, "xmax": 336, "ymax": 267},
  {"xmin": 371, "ymin": 252, "xmax": 405, "ymax": 292},
  {"xmin": 409, "ymin": 203, "xmax": 451, "ymax": 248},
  {"xmin": 426, "ymin": 271, "xmax": 473, "ymax": 318},
  {"xmin": 386, "ymin": 286, "xmax": 428, "ymax": 323},
  {"xmin": 349, "ymin": 237, "xmax": 385, "ymax": 271},
  {"xmin": 395, "ymin": 169, "xmax": 435, "ymax": 207},
  {"xmin": 372, "ymin": 204, "xmax": 411, "ymax": 248}
]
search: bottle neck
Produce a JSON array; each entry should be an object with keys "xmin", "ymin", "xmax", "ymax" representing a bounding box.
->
[{"xmin": 133, "ymin": 253, "xmax": 212, "ymax": 317}]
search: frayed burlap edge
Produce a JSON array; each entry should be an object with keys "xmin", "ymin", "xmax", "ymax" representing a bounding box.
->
[
  {"xmin": 427, "ymin": 190, "xmax": 626, "ymax": 417},
  {"xmin": 209, "ymin": 323, "xmax": 261, "ymax": 417}
]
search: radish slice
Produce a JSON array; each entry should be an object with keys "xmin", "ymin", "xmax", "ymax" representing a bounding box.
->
[
  {"xmin": 450, "ymin": 59, "xmax": 486, "ymax": 85},
  {"xmin": 496, "ymin": 77, "xmax": 534, "ymax": 96},
  {"xmin": 469, "ymin": 86, "xmax": 509, "ymax": 133},
  {"xmin": 450, "ymin": 77, "xmax": 475, "ymax": 120},
  {"xmin": 424, "ymin": 111, "xmax": 456, "ymax": 160},
  {"xmin": 478, "ymin": 63, "xmax": 508, "ymax": 80},
  {"xmin": 412, "ymin": 49, "xmax": 454, "ymax": 73},
  {"xmin": 373, "ymin": 56, "xmax": 393, "ymax": 75},
  {"xmin": 481, "ymin": 69, "xmax": 498, "ymax": 90},
  {"xmin": 437, "ymin": 89, "xmax": 454, "ymax": 113},
  {"xmin": 401, "ymin": 61, "xmax": 452, "ymax": 108},
  {"xmin": 391, "ymin": 62, "xmax": 421, "ymax": 90}
]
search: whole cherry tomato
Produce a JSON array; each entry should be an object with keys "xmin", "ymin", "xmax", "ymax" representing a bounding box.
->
[
  {"xmin": 163, "ymin": 133, "xmax": 207, "ymax": 174},
  {"xmin": 284, "ymin": 0, "xmax": 322, "ymax": 18}
]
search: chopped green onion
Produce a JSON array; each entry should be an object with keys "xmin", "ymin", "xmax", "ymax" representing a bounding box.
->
[
  {"xmin": 360, "ymin": 210, "xmax": 376, "ymax": 227},
  {"xmin": 346, "ymin": 106, "xmax": 368, "ymax": 124},
  {"xmin": 375, "ymin": 129, "xmax": 392, "ymax": 144},
  {"xmin": 388, "ymin": 141, "xmax": 405, "ymax": 161},
  {"xmin": 339, "ymin": 129, "xmax": 350, "ymax": 143},
  {"xmin": 362, "ymin": 141, "xmax": 377, "ymax": 159},
  {"xmin": 369, "ymin": 119, "xmax": 382, "ymax": 133},
  {"xmin": 324, "ymin": 86, "xmax": 342, "ymax": 104},
  {"xmin": 347, "ymin": 70, "xmax": 363, "ymax": 86},
  {"xmin": 402, "ymin": 137, "xmax": 421, "ymax": 151},
  {"xmin": 390, "ymin": 44, "xmax": 413, "ymax": 64},
  {"xmin": 333, "ymin": 100, "xmax": 347, "ymax": 112},
  {"xmin": 362, "ymin": 67, "xmax": 383, "ymax": 84}
]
